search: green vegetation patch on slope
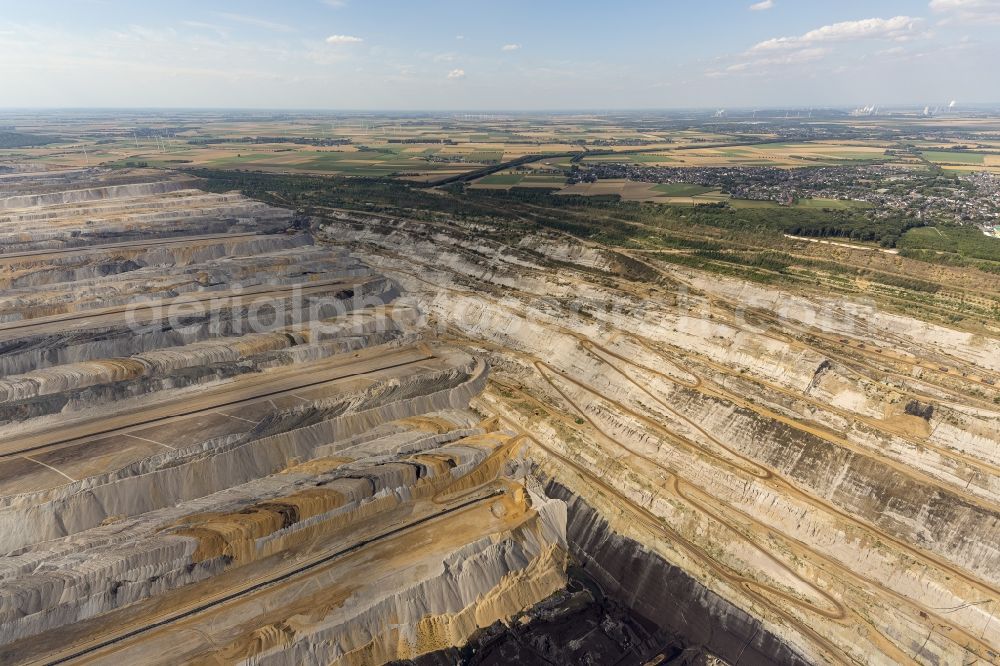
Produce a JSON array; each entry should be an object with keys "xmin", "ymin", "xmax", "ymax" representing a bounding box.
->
[
  {"xmin": 477, "ymin": 173, "xmax": 524, "ymax": 185},
  {"xmin": 897, "ymin": 225, "xmax": 1000, "ymax": 272},
  {"xmin": 187, "ymin": 168, "xmax": 504, "ymax": 221},
  {"xmin": 0, "ymin": 132, "xmax": 64, "ymax": 148}
]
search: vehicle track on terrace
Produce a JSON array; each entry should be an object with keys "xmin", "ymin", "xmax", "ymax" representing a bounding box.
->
[
  {"xmin": 0, "ymin": 232, "xmax": 265, "ymax": 263},
  {"xmin": 594, "ymin": 336, "xmax": 1000, "ymax": 498},
  {"xmin": 494, "ymin": 415, "xmax": 856, "ymax": 665},
  {"xmin": 0, "ymin": 276, "xmax": 371, "ymax": 339},
  {"xmin": 493, "ymin": 387, "xmax": 996, "ymax": 665},
  {"xmin": 735, "ymin": 304, "xmax": 1000, "ymax": 395},
  {"xmin": 0, "ymin": 347, "xmax": 437, "ymax": 460},
  {"xmin": 324, "ymin": 204, "xmax": 1000, "ymax": 391},
  {"xmin": 465, "ymin": 329, "xmax": 1000, "ymax": 657},
  {"xmin": 26, "ymin": 491, "xmax": 502, "ymax": 666},
  {"xmin": 322, "ymin": 207, "xmax": 1000, "ymax": 661},
  {"xmin": 533, "ymin": 346, "xmax": 1000, "ymax": 659},
  {"xmin": 508, "ymin": 339, "xmax": 1000, "ymax": 611},
  {"xmin": 387, "ymin": 261, "xmax": 1000, "ymax": 512},
  {"xmin": 657, "ymin": 268, "xmax": 1000, "ymax": 402}
]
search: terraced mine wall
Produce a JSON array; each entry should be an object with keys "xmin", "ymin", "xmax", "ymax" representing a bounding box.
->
[
  {"xmin": 0, "ymin": 179, "xmax": 198, "ymax": 210},
  {"xmin": 0, "ymin": 422, "xmax": 520, "ymax": 645},
  {"xmin": 0, "ymin": 171, "xmax": 597, "ymax": 665},
  {"xmin": 0, "ymin": 182, "xmax": 295, "ymax": 254},
  {"xmin": 0, "ymin": 355, "xmax": 488, "ymax": 553},
  {"xmin": 244, "ymin": 494, "xmax": 569, "ymax": 666},
  {"xmin": 4, "ymin": 169, "xmax": 999, "ymax": 664},
  {"xmin": 323, "ymin": 214, "xmax": 1000, "ymax": 583},
  {"xmin": 398, "ymin": 511, "xmax": 803, "ymax": 666},
  {"xmin": 0, "ymin": 277, "xmax": 399, "ymax": 376},
  {"xmin": 389, "ymin": 479, "xmax": 808, "ymax": 666},
  {"xmin": 547, "ymin": 480, "xmax": 809, "ymax": 666},
  {"xmin": 315, "ymin": 207, "xmax": 1000, "ymax": 665},
  {"xmin": 0, "ymin": 233, "xmax": 316, "ymax": 293},
  {"xmin": 0, "ymin": 167, "xmax": 95, "ymax": 194},
  {"xmin": 0, "ymin": 329, "xmax": 403, "ymax": 423}
]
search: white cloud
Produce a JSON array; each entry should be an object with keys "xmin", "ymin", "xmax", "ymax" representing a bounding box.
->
[
  {"xmin": 749, "ymin": 0, "xmax": 774, "ymax": 10},
  {"xmin": 323, "ymin": 0, "xmax": 348, "ymax": 7},
  {"xmin": 720, "ymin": 46, "xmax": 829, "ymax": 75},
  {"xmin": 326, "ymin": 34, "xmax": 363, "ymax": 44},
  {"xmin": 501, "ymin": 43, "xmax": 521, "ymax": 51},
  {"xmin": 715, "ymin": 16, "xmax": 927, "ymax": 78},
  {"xmin": 752, "ymin": 16, "xmax": 924, "ymax": 51},
  {"xmin": 447, "ymin": 68, "xmax": 465, "ymax": 79},
  {"xmin": 455, "ymin": 35, "xmax": 465, "ymax": 40},
  {"xmin": 213, "ymin": 12, "xmax": 294, "ymax": 33},
  {"xmin": 930, "ymin": 0, "xmax": 1000, "ymax": 23}
]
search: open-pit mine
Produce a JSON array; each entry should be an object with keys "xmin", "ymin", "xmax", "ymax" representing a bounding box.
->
[{"xmin": 0, "ymin": 166, "xmax": 997, "ymax": 666}]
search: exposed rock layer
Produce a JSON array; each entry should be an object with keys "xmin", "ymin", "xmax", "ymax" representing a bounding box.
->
[{"xmin": 5, "ymin": 169, "xmax": 996, "ymax": 666}]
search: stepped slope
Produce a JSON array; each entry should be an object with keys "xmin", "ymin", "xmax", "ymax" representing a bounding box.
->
[
  {"xmin": 0, "ymin": 171, "xmax": 578, "ymax": 666},
  {"xmin": 4, "ymin": 168, "xmax": 998, "ymax": 665},
  {"xmin": 317, "ymin": 207, "xmax": 1000, "ymax": 665}
]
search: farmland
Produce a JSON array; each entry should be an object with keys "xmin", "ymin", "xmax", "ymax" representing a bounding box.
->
[
  {"xmin": 921, "ymin": 150, "xmax": 989, "ymax": 165},
  {"xmin": 5, "ymin": 109, "xmax": 1000, "ymax": 189},
  {"xmin": 558, "ymin": 179, "xmax": 729, "ymax": 204},
  {"xmin": 5, "ymin": 107, "xmax": 995, "ymax": 241}
]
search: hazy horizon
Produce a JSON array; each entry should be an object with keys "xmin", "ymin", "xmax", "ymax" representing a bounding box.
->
[{"xmin": 2, "ymin": 104, "xmax": 999, "ymax": 114}]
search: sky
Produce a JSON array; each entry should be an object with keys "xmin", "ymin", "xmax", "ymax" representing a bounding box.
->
[{"xmin": 1, "ymin": 0, "xmax": 998, "ymax": 109}]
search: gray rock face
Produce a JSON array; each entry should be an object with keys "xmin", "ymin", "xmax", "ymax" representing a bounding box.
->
[
  {"xmin": 0, "ymin": 179, "xmax": 196, "ymax": 210},
  {"xmin": 0, "ymin": 171, "xmax": 578, "ymax": 666},
  {"xmin": 13, "ymin": 168, "xmax": 987, "ymax": 666},
  {"xmin": 0, "ymin": 353, "xmax": 488, "ymax": 552},
  {"xmin": 0, "ymin": 416, "xmax": 507, "ymax": 644},
  {"xmin": 547, "ymin": 480, "xmax": 809, "ymax": 666},
  {"xmin": 314, "ymin": 207, "xmax": 1000, "ymax": 665}
]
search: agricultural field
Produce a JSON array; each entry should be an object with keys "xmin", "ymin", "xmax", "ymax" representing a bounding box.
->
[
  {"xmin": 557, "ymin": 179, "xmax": 729, "ymax": 204},
  {"xmin": 664, "ymin": 142, "xmax": 892, "ymax": 167},
  {"xmin": 728, "ymin": 197, "xmax": 872, "ymax": 210},
  {"xmin": 921, "ymin": 150, "xmax": 988, "ymax": 164},
  {"xmin": 0, "ymin": 111, "xmax": 593, "ymax": 179},
  {"xmin": 8, "ymin": 110, "xmax": 1000, "ymax": 183},
  {"xmin": 919, "ymin": 149, "xmax": 1000, "ymax": 173},
  {"xmin": 3, "ymin": 108, "xmax": 999, "ymax": 218},
  {"xmin": 473, "ymin": 172, "xmax": 526, "ymax": 187},
  {"xmin": 582, "ymin": 153, "xmax": 680, "ymax": 164},
  {"xmin": 470, "ymin": 171, "xmax": 567, "ymax": 189},
  {"xmin": 653, "ymin": 182, "xmax": 719, "ymax": 196}
]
